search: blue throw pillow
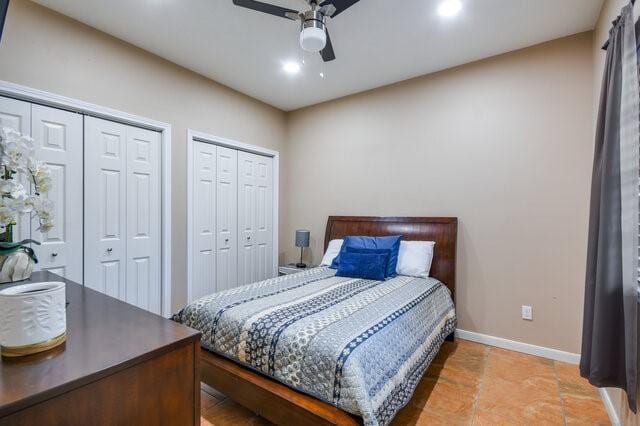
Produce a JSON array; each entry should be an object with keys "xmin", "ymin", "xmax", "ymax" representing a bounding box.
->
[
  {"xmin": 331, "ymin": 235, "xmax": 401, "ymax": 278},
  {"xmin": 345, "ymin": 246, "xmax": 391, "ymax": 261},
  {"xmin": 336, "ymin": 251, "xmax": 389, "ymax": 281}
]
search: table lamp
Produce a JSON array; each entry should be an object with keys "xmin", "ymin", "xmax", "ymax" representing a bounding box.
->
[{"xmin": 295, "ymin": 230, "xmax": 310, "ymax": 268}]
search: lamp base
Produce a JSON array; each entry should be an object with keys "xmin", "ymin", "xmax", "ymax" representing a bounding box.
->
[{"xmin": 296, "ymin": 263, "xmax": 307, "ymax": 269}]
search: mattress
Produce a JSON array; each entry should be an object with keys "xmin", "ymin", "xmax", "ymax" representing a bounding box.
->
[{"xmin": 174, "ymin": 266, "xmax": 456, "ymax": 426}]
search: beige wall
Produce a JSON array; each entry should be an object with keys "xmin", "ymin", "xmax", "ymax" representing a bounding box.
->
[
  {"xmin": 0, "ymin": 1, "xmax": 287, "ymax": 311},
  {"xmin": 283, "ymin": 33, "xmax": 594, "ymax": 354},
  {"xmin": 592, "ymin": 0, "xmax": 640, "ymax": 423}
]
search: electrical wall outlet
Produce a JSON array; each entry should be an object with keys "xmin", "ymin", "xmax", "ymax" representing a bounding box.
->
[{"xmin": 521, "ymin": 305, "xmax": 533, "ymax": 321}]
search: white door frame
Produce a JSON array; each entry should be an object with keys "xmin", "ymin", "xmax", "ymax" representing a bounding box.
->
[
  {"xmin": 187, "ymin": 129, "xmax": 279, "ymax": 303},
  {"xmin": 0, "ymin": 80, "xmax": 173, "ymax": 318}
]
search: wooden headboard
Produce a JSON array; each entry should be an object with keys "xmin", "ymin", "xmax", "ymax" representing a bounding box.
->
[{"xmin": 324, "ymin": 216, "xmax": 458, "ymax": 301}]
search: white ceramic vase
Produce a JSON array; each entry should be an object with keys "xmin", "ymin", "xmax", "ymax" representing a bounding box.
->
[
  {"xmin": 0, "ymin": 281, "xmax": 66, "ymax": 357},
  {"xmin": 0, "ymin": 252, "xmax": 35, "ymax": 283}
]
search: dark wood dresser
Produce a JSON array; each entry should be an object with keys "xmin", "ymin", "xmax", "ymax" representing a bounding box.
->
[{"xmin": 0, "ymin": 272, "xmax": 201, "ymax": 425}]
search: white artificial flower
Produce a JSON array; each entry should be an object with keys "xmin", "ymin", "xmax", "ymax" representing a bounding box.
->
[
  {"xmin": 0, "ymin": 128, "xmax": 54, "ymax": 239},
  {"xmin": 10, "ymin": 186, "xmax": 27, "ymax": 201},
  {"xmin": 30, "ymin": 196, "xmax": 54, "ymax": 233},
  {"xmin": 28, "ymin": 160, "xmax": 52, "ymax": 194},
  {"xmin": 0, "ymin": 128, "xmax": 33, "ymax": 174},
  {"xmin": 0, "ymin": 206, "xmax": 16, "ymax": 228},
  {"xmin": 0, "ymin": 178, "xmax": 17, "ymax": 195}
]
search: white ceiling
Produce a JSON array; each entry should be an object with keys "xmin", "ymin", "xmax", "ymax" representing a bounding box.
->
[{"xmin": 33, "ymin": 0, "xmax": 604, "ymax": 111}]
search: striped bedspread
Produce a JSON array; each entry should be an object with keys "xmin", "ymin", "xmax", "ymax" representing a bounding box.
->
[{"xmin": 174, "ymin": 267, "xmax": 456, "ymax": 425}]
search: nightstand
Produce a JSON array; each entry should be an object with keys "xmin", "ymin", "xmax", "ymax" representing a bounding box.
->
[{"xmin": 278, "ymin": 264, "xmax": 317, "ymax": 276}]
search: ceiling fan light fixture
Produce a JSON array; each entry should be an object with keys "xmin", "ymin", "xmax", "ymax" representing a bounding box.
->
[
  {"xmin": 232, "ymin": 0, "xmax": 361, "ymax": 62},
  {"xmin": 300, "ymin": 26, "xmax": 326, "ymax": 52}
]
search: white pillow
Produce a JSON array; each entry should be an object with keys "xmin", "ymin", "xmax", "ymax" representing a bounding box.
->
[
  {"xmin": 396, "ymin": 241, "xmax": 435, "ymax": 278},
  {"xmin": 320, "ymin": 239, "xmax": 343, "ymax": 266}
]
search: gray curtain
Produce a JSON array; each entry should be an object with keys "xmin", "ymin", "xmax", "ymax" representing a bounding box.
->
[{"xmin": 581, "ymin": 1, "xmax": 640, "ymax": 412}]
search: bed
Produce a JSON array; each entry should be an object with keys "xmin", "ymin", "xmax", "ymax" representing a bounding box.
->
[{"xmin": 174, "ymin": 216, "xmax": 457, "ymax": 426}]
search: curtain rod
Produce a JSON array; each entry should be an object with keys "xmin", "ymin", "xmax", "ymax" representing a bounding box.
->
[{"xmin": 602, "ymin": 0, "xmax": 636, "ymax": 50}]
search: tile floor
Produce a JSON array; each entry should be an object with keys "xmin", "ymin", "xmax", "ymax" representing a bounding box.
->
[{"xmin": 200, "ymin": 340, "xmax": 610, "ymax": 425}]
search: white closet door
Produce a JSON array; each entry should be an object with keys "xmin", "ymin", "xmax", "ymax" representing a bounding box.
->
[
  {"xmin": 126, "ymin": 126, "xmax": 161, "ymax": 314},
  {"xmin": 238, "ymin": 151, "xmax": 273, "ymax": 285},
  {"xmin": 0, "ymin": 97, "xmax": 31, "ymax": 243},
  {"xmin": 253, "ymin": 154, "xmax": 273, "ymax": 281},
  {"xmin": 84, "ymin": 117, "xmax": 127, "ymax": 299},
  {"xmin": 31, "ymin": 104, "xmax": 83, "ymax": 282},
  {"xmin": 191, "ymin": 141, "xmax": 216, "ymax": 300},
  {"xmin": 216, "ymin": 146, "xmax": 237, "ymax": 291}
]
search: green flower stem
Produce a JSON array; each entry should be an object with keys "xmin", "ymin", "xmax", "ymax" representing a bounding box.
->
[{"xmin": 4, "ymin": 225, "xmax": 12, "ymax": 243}]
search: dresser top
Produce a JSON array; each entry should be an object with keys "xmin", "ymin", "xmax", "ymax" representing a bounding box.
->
[{"xmin": 0, "ymin": 272, "xmax": 200, "ymax": 417}]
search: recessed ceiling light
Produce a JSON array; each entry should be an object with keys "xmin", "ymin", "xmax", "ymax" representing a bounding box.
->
[
  {"xmin": 283, "ymin": 61, "xmax": 301, "ymax": 75},
  {"xmin": 438, "ymin": 0, "xmax": 462, "ymax": 17}
]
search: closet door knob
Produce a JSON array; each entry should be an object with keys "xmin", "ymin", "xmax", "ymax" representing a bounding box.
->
[
  {"xmin": 225, "ymin": 238, "xmax": 229, "ymax": 243},
  {"xmin": 51, "ymin": 252, "xmax": 58, "ymax": 257},
  {"xmin": 247, "ymin": 236, "xmax": 251, "ymax": 240},
  {"xmin": 106, "ymin": 248, "xmax": 113, "ymax": 253}
]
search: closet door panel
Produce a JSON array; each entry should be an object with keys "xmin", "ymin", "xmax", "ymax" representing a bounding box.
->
[
  {"xmin": 254, "ymin": 156, "xmax": 273, "ymax": 281},
  {"xmin": 216, "ymin": 146, "xmax": 237, "ymax": 291},
  {"xmin": 0, "ymin": 97, "xmax": 30, "ymax": 133},
  {"xmin": 0, "ymin": 97, "xmax": 31, "ymax": 243},
  {"xmin": 126, "ymin": 126, "xmax": 161, "ymax": 314},
  {"xmin": 192, "ymin": 141, "xmax": 216, "ymax": 300},
  {"xmin": 31, "ymin": 104, "xmax": 83, "ymax": 283},
  {"xmin": 237, "ymin": 151, "xmax": 256, "ymax": 286},
  {"xmin": 237, "ymin": 152, "xmax": 273, "ymax": 285},
  {"xmin": 84, "ymin": 117, "xmax": 127, "ymax": 300}
]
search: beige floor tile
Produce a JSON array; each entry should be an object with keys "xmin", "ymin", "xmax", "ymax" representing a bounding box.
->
[
  {"xmin": 392, "ymin": 404, "xmax": 471, "ymax": 426},
  {"xmin": 565, "ymin": 416, "xmax": 610, "ymax": 425},
  {"xmin": 477, "ymin": 375, "xmax": 565, "ymax": 425},
  {"xmin": 202, "ymin": 398, "xmax": 267, "ymax": 426},
  {"xmin": 562, "ymin": 394, "xmax": 611, "ymax": 425},
  {"xmin": 554, "ymin": 361, "xmax": 600, "ymax": 399},
  {"xmin": 432, "ymin": 340, "xmax": 488, "ymax": 370},
  {"xmin": 410, "ymin": 376, "xmax": 477, "ymax": 421},
  {"xmin": 484, "ymin": 347, "xmax": 556, "ymax": 384},
  {"xmin": 474, "ymin": 407, "xmax": 564, "ymax": 426}
]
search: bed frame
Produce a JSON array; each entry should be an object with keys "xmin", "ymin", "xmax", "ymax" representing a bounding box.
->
[{"xmin": 200, "ymin": 216, "xmax": 458, "ymax": 425}]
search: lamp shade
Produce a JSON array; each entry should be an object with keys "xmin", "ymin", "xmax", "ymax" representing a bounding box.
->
[{"xmin": 295, "ymin": 230, "xmax": 310, "ymax": 248}]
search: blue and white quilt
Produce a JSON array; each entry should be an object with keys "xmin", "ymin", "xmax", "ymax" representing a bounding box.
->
[{"xmin": 174, "ymin": 266, "xmax": 456, "ymax": 425}]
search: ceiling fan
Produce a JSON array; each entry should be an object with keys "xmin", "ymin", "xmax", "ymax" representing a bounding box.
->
[{"xmin": 232, "ymin": 0, "xmax": 360, "ymax": 62}]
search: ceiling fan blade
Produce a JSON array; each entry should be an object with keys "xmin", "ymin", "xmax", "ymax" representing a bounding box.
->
[
  {"xmin": 284, "ymin": 11, "xmax": 302, "ymax": 20},
  {"xmin": 319, "ymin": 0, "xmax": 359, "ymax": 17},
  {"xmin": 232, "ymin": 0, "xmax": 299, "ymax": 20},
  {"xmin": 320, "ymin": 29, "xmax": 336, "ymax": 62}
]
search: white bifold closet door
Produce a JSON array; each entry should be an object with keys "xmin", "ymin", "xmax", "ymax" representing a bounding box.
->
[
  {"xmin": 31, "ymin": 104, "xmax": 83, "ymax": 282},
  {"xmin": 191, "ymin": 142, "xmax": 238, "ymax": 300},
  {"xmin": 192, "ymin": 141, "xmax": 216, "ymax": 300},
  {"xmin": 215, "ymin": 146, "xmax": 238, "ymax": 291},
  {"xmin": 84, "ymin": 116, "xmax": 162, "ymax": 314},
  {"xmin": 0, "ymin": 97, "xmax": 83, "ymax": 282},
  {"xmin": 237, "ymin": 151, "xmax": 273, "ymax": 286}
]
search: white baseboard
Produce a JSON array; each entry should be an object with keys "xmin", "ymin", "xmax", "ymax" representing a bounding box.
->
[
  {"xmin": 455, "ymin": 329, "xmax": 581, "ymax": 364},
  {"xmin": 599, "ymin": 388, "xmax": 621, "ymax": 426}
]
